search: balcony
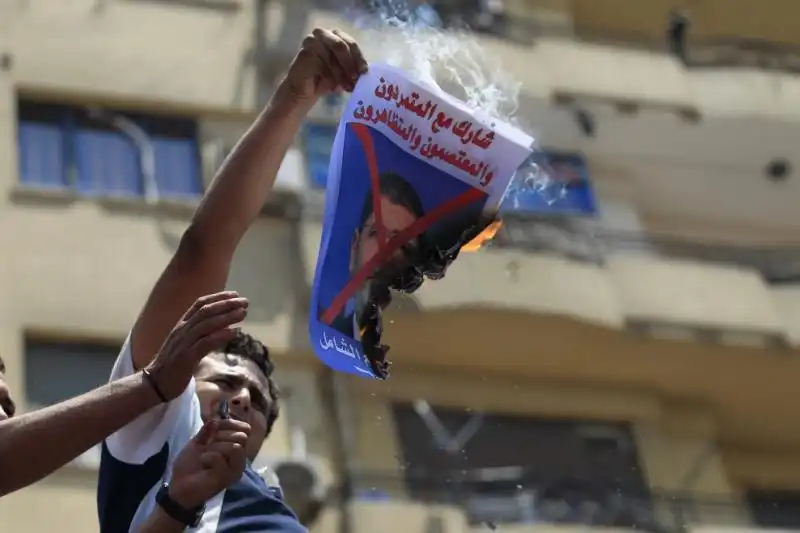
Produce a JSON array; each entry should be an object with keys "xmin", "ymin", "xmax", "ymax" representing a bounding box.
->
[
  {"xmin": 341, "ymin": 469, "xmax": 751, "ymax": 533},
  {"xmin": 6, "ymin": 1, "xmax": 800, "ymax": 120},
  {"xmin": 299, "ymin": 214, "xmax": 798, "ymax": 351}
]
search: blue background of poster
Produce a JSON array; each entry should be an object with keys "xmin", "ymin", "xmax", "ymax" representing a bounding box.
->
[
  {"xmin": 500, "ymin": 151, "xmax": 597, "ymax": 216},
  {"xmin": 310, "ymin": 122, "xmax": 486, "ymax": 377}
]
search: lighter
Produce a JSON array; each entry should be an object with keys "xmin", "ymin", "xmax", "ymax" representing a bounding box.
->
[{"xmin": 218, "ymin": 399, "xmax": 230, "ymax": 420}]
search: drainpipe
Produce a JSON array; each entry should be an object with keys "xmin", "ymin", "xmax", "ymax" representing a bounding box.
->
[
  {"xmin": 86, "ymin": 107, "xmax": 158, "ymax": 204},
  {"xmin": 324, "ymin": 369, "xmax": 358, "ymax": 533}
]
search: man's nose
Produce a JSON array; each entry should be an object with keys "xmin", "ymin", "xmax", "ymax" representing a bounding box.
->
[{"xmin": 230, "ymin": 387, "xmax": 251, "ymax": 416}]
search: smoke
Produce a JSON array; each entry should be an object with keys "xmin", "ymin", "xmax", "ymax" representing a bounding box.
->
[{"xmin": 345, "ymin": 0, "xmax": 565, "ymax": 208}]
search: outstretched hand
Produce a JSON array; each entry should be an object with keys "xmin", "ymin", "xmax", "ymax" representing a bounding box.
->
[{"xmin": 145, "ymin": 292, "xmax": 248, "ymax": 401}]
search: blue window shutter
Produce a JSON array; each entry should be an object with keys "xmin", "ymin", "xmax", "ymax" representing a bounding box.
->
[
  {"xmin": 74, "ymin": 130, "xmax": 141, "ymax": 197},
  {"xmin": 303, "ymin": 123, "xmax": 337, "ymax": 189},
  {"xmin": 17, "ymin": 122, "xmax": 67, "ymax": 189},
  {"xmin": 152, "ymin": 137, "xmax": 201, "ymax": 198},
  {"xmin": 308, "ymin": 152, "xmax": 332, "ymax": 189}
]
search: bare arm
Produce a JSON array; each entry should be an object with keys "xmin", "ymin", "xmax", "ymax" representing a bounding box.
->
[
  {"xmin": 0, "ymin": 373, "xmax": 159, "ymax": 497},
  {"xmin": 0, "ymin": 294, "xmax": 244, "ymax": 497},
  {"xmin": 130, "ymin": 28, "xmax": 367, "ymax": 371},
  {"xmin": 130, "ymin": 97, "xmax": 312, "ymax": 370}
]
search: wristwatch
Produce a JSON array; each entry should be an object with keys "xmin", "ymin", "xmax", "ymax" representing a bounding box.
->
[{"xmin": 155, "ymin": 482, "xmax": 206, "ymax": 528}]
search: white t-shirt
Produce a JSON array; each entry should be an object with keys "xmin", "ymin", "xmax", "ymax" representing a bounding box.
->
[{"xmin": 97, "ymin": 337, "xmax": 307, "ymax": 533}]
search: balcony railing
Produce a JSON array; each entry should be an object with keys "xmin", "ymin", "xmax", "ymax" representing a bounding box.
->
[
  {"xmin": 343, "ymin": 468, "xmax": 749, "ymax": 532},
  {"xmin": 300, "ymin": 187, "xmax": 800, "ymax": 283},
  {"xmin": 495, "ymin": 216, "xmax": 800, "ymax": 283},
  {"xmin": 310, "ymin": 0, "xmax": 800, "ymax": 74}
]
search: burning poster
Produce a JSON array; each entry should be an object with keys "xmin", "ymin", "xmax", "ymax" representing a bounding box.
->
[{"xmin": 309, "ymin": 63, "xmax": 533, "ymax": 379}]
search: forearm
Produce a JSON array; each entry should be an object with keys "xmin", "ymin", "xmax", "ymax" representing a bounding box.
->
[
  {"xmin": 130, "ymin": 86, "xmax": 315, "ymax": 370},
  {"xmin": 137, "ymin": 507, "xmax": 186, "ymax": 533},
  {"xmin": 188, "ymin": 84, "xmax": 314, "ymax": 254},
  {"xmin": 0, "ymin": 373, "xmax": 160, "ymax": 496}
]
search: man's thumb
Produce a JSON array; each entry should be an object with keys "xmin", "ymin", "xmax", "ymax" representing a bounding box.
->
[{"xmin": 193, "ymin": 420, "xmax": 218, "ymax": 445}]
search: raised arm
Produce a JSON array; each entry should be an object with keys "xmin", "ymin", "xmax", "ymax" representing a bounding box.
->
[
  {"xmin": 0, "ymin": 293, "xmax": 246, "ymax": 497},
  {"xmin": 130, "ymin": 29, "xmax": 368, "ymax": 370}
]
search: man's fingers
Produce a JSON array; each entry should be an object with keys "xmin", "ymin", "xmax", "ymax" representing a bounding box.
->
[
  {"xmin": 182, "ymin": 291, "xmax": 241, "ymax": 321},
  {"xmin": 200, "ymin": 447, "xmax": 246, "ymax": 477},
  {"xmin": 210, "ymin": 429, "xmax": 249, "ymax": 448},
  {"xmin": 189, "ymin": 327, "xmax": 238, "ymax": 358},
  {"xmin": 315, "ymin": 27, "xmax": 357, "ymax": 85},
  {"xmin": 188, "ymin": 307, "xmax": 247, "ymax": 339},
  {"xmin": 212, "ymin": 418, "xmax": 252, "ymax": 435},
  {"xmin": 189, "ymin": 297, "xmax": 249, "ymax": 325},
  {"xmin": 299, "ymin": 36, "xmax": 339, "ymax": 88},
  {"xmin": 193, "ymin": 419, "xmax": 219, "ymax": 445},
  {"xmin": 205, "ymin": 441, "xmax": 245, "ymax": 461},
  {"xmin": 333, "ymin": 29, "xmax": 368, "ymax": 76},
  {"xmin": 200, "ymin": 451, "xmax": 227, "ymax": 471},
  {"xmin": 178, "ymin": 298, "xmax": 248, "ymax": 348},
  {"xmin": 308, "ymin": 29, "xmax": 350, "ymax": 89}
]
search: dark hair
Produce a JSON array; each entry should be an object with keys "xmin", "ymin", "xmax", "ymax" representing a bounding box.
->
[
  {"xmin": 220, "ymin": 331, "xmax": 280, "ymax": 437},
  {"xmin": 358, "ymin": 172, "xmax": 425, "ymax": 229}
]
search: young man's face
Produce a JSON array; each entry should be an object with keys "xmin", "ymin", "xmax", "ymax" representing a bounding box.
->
[
  {"xmin": 352, "ymin": 195, "xmax": 420, "ymax": 273},
  {"xmin": 0, "ymin": 358, "xmax": 15, "ymax": 421},
  {"xmin": 194, "ymin": 353, "xmax": 273, "ymax": 461}
]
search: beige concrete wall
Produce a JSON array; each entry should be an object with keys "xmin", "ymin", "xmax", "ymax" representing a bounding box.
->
[{"xmin": 0, "ymin": 472, "xmax": 100, "ymax": 533}]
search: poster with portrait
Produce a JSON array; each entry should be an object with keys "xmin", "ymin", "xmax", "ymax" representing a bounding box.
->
[{"xmin": 310, "ymin": 63, "xmax": 533, "ymax": 378}]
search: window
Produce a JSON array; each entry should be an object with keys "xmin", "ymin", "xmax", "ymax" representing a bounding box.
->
[
  {"xmin": 500, "ymin": 151, "xmax": 597, "ymax": 216},
  {"xmin": 747, "ymin": 490, "xmax": 800, "ymax": 529},
  {"xmin": 301, "ymin": 123, "xmax": 337, "ymax": 190},
  {"xmin": 24, "ymin": 339, "xmax": 120, "ymax": 470},
  {"xmin": 390, "ymin": 403, "xmax": 652, "ymax": 527},
  {"xmin": 17, "ymin": 100, "xmax": 202, "ymax": 199},
  {"xmin": 24, "ymin": 339, "xmax": 119, "ymax": 407}
]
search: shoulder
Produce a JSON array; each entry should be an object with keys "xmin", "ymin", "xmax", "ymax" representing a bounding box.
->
[
  {"xmin": 104, "ymin": 335, "xmax": 202, "ymax": 464},
  {"xmin": 206, "ymin": 468, "xmax": 308, "ymax": 533}
]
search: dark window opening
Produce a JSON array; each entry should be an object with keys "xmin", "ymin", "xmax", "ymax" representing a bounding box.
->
[
  {"xmin": 748, "ymin": 490, "xmax": 800, "ymax": 529},
  {"xmin": 388, "ymin": 402, "xmax": 653, "ymax": 528}
]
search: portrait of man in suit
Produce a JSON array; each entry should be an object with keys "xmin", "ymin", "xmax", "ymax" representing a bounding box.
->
[{"xmin": 324, "ymin": 171, "xmax": 425, "ymax": 339}]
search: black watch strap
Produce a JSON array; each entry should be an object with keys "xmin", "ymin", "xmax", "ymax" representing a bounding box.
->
[{"xmin": 156, "ymin": 482, "xmax": 205, "ymax": 528}]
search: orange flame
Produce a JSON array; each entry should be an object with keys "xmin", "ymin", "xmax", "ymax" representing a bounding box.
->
[{"xmin": 460, "ymin": 219, "xmax": 503, "ymax": 252}]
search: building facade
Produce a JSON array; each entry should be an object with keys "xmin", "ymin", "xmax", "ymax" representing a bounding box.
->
[{"xmin": 2, "ymin": 1, "xmax": 800, "ymax": 532}]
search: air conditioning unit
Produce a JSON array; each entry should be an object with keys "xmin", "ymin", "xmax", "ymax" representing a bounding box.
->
[
  {"xmin": 256, "ymin": 458, "xmax": 327, "ymax": 525},
  {"xmin": 254, "ymin": 427, "xmax": 330, "ymax": 525}
]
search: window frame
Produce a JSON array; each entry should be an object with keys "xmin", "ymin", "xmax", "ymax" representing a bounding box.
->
[{"xmin": 16, "ymin": 99, "xmax": 204, "ymax": 201}]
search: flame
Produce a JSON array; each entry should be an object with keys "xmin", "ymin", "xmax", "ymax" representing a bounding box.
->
[{"xmin": 461, "ymin": 219, "xmax": 503, "ymax": 252}]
